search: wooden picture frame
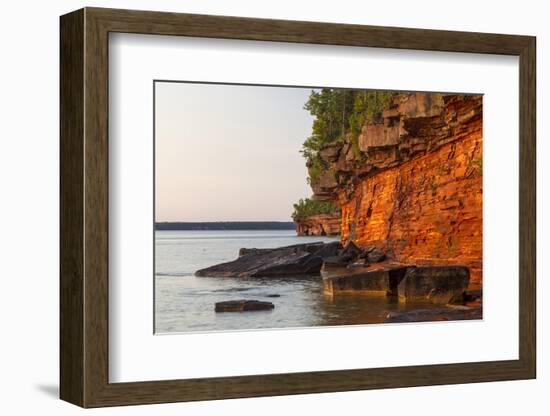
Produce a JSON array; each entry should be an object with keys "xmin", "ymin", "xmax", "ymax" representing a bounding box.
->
[{"xmin": 60, "ymin": 7, "xmax": 536, "ymax": 408}]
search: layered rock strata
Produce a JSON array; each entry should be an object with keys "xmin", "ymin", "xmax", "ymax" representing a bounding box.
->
[
  {"xmin": 295, "ymin": 213, "xmax": 340, "ymax": 236},
  {"xmin": 309, "ymin": 92, "xmax": 483, "ymax": 286}
]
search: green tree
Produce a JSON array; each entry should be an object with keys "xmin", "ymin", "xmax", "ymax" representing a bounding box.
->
[
  {"xmin": 348, "ymin": 90, "xmax": 393, "ymax": 157},
  {"xmin": 291, "ymin": 198, "xmax": 339, "ymax": 221},
  {"xmin": 301, "ymin": 88, "xmax": 394, "ymax": 182}
]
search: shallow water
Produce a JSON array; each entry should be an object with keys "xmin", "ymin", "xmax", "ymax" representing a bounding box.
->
[{"xmin": 154, "ymin": 230, "xmax": 446, "ymax": 334}]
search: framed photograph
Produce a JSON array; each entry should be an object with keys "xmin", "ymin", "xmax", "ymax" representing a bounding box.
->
[{"xmin": 60, "ymin": 7, "xmax": 536, "ymax": 407}]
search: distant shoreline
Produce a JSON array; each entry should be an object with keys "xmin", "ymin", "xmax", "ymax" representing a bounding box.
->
[{"xmin": 155, "ymin": 221, "xmax": 296, "ymax": 231}]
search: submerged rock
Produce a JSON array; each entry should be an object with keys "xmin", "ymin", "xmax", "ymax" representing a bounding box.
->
[
  {"xmin": 215, "ymin": 300, "xmax": 275, "ymax": 312},
  {"xmin": 196, "ymin": 241, "xmax": 341, "ymax": 277},
  {"xmin": 397, "ymin": 266, "xmax": 469, "ymax": 304},
  {"xmin": 384, "ymin": 306, "xmax": 482, "ymax": 323}
]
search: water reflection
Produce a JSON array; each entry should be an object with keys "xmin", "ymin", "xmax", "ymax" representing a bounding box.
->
[
  {"xmin": 155, "ymin": 230, "xmax": 473, "ymax": 334},
  {"xmin": 313, "ymin": 292, "xmax": 437, "ymax": 326},
  {"xmin": 156, "ymin": 274, "xmax": 454, "ymax": 333}
]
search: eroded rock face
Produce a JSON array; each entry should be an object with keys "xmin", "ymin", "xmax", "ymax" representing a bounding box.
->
[
  {"xmin": 310, "ymin": 93, "xmax": 478, "ymax": 199},
  {"xmin": 340, "ymin": 128, "xmax": 482, "ymax": 285},
  {"xmin": 318, "ymin": 143, "xmax": 341, "ymax": 162},
  {"xmin": 195, "ymin": 241, "xmax": 341, "ymax": 277},
  {"xmin": 307, "ymin": 92, "xmax": 483, "ymax": 286},
  {"xmin": 359, "ymin": 120, "xmax": 400, "ymax": 151},
  {"xmin": 295, "ymin": 213, "xmax": 341, "ymax": 236}
]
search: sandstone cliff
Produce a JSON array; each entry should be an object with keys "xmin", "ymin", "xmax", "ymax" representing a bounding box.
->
[
  {"xmin": 295, "ymin": 213, "xmax": 340, "ymax": 236},
  {"xmin": 307, "ymin": 92, "xmax": 483, "ymax": 286}
]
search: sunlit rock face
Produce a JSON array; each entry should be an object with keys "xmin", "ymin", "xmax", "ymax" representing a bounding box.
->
[
  {"xmin": 311, "ymin": 92, "xmax": 483, "ymax": 286},
  {"xmin": 295, "ymin": 213, "xmax": 341, "ymax": 236}
]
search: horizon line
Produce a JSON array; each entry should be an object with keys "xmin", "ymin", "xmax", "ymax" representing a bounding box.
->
[{"xmin": 156, "ymin": 220, "xmax": 295, "ymax": 223}]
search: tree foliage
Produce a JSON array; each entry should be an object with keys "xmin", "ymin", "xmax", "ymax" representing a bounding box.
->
[
  {"xmin": 348, "ymin": 90, "xmax": 393, "ymax": 157},
  {"xmin": 301, "ymin": 89, "xmax": 394, "ymax": 183},
  {"xmin": 291, "ymin": 198, "xmax": 339, "ymax": 221}
]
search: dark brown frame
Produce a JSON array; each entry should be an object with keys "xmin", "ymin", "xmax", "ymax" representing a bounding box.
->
[{"xmin": 60, "ymin": 7, "xmax": 536, "ymax": 408}]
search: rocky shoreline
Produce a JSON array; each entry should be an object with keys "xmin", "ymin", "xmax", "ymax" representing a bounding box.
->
[
  {"xmin": 195, "ymin": 241, "xmax": 341, "ymax": 277},
  {"xmin": 195, "ymin": 92, "xmax": 483, "ymax": 324},
  {"xmin": 196, "ymin": 241, "xmax": 481, "ymax": 322},
  {"xmin": 295, "ymin": 92, "xmax": 483, "ymax": 285}
]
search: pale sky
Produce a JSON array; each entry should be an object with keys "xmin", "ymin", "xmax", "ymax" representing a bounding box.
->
[{"xmin": 154, "ymin": 82, "xmax": 316, "ymax": 222}]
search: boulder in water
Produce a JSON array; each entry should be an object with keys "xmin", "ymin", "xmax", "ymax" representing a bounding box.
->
[{"xmin": 215, "ymin": 300, "xmax": 275, "ymax": 312}]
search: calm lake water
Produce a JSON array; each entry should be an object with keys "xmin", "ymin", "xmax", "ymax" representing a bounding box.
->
[{"xmin": 155, "ymin": 230, "xmax": 435, "ymax": 334}]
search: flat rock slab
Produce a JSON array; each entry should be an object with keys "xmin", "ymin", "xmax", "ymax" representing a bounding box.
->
[
  {"xmin": 385, "ymin": 306, "xmax": 482, "ymax": 323},
  {"xmin": 322, "ymin": 255, "xmax": 353, "ymax": 268},
  {"xmin": 196, "ymin": 241, "xmax": 341, "ymax": 277},
  {"xmin": 398, "ymin": 266, "xmax": 470, "ymax": 304},
  {"xmin": 215, "ymin": 300, "xmax": 275, "ymax": 312},
  {"xmin": 322, "ymin": 265, "xmax": 471, "ymax": 305},
  {"xmin": 323, "ymin": 266, "xmax": 409, "ymax": 296}
]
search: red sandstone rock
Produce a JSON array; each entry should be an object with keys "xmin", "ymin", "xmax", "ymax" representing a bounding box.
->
[
  {"xmin": 295, "ymin": 213, "xmax": 340, "ymax": 236},
  {"xmin": 359, "ymin": 121, "xmax": 400, "ymax": 151},
  {"xmin": 309, "ymin": 92, "xmax": 483, "ymax": 287},
  {"xmin": 318, "ymin": 143, "xmax": 341, "ymax": 163},
  {"xmin": 395, "ymin": 92, "xmax": 445, "ymax": 118}
]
